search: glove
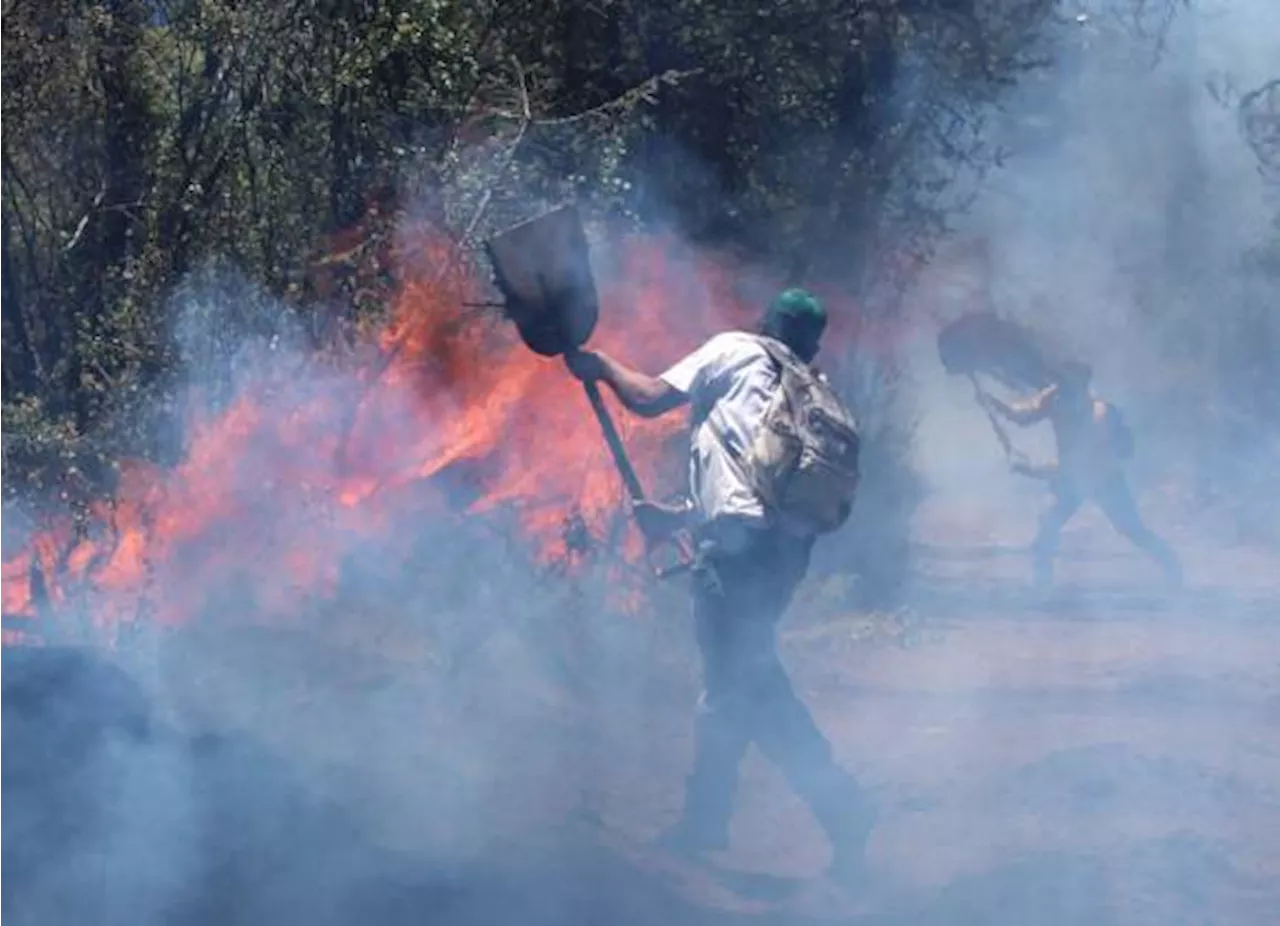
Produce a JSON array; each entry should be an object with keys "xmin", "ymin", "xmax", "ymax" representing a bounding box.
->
[{"xmin": 631, "ymin": 499, "xmax": 689, "ymax": 542}]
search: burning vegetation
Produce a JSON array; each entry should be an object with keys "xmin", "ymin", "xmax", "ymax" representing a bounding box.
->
[{"xmin": 1, "ymin": 227, "xmax": 896, "ymax": 641}]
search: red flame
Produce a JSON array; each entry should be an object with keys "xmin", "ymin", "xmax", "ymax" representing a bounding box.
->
[{"xmin": 1, "ymin": 225, "xmax": 916, "ymax": 640}]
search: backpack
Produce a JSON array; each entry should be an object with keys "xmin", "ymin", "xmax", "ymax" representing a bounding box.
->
[{"xmin": 718, "ymin": 336, "xmax": 861, "ymax": 536}]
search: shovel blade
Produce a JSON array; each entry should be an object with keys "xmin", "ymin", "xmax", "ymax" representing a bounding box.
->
[
  {"xmin": 937, "ymin": 312, "xmax": 1065, "ymax": 391},
  {"xmin": 485, "ymin": 205, "xmax": 599, "ymax": 357}
]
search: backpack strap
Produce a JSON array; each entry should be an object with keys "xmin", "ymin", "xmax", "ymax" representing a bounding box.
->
[
  {"xmin": 753, "ymin": 335, "xmax": 831, "ymax": 391},
  {"xmin": 753, "ymin": 335, "xmax": 801, "ymax": 377},
  {"xmin": 704, "ymin": 335, "xmax": 790, "ymax": 469}
]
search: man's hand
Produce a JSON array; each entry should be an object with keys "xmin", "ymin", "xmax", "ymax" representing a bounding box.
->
[
  {"xmin": 631, "ymin": 499, "xmax": 689, "ymax": 542},
  {"xmin": 564, "ymin": 349, "xmax": 607, "ymax": 383}
]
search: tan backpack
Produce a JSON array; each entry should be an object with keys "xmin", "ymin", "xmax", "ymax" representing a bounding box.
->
[{"xmin": 716, "ymin": 336, "xmax": 861, "ymax": 536}]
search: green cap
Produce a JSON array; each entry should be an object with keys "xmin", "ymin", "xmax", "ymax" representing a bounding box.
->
[{"xmin": 766, "ymin": 288, "xmax": 827, "ymax": 331}]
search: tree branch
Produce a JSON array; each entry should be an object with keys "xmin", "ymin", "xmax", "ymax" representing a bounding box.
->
[
  {"xmin": 334, "ymin": 56, "xmax": 536, "ymax": 473},
  {"xmin": 454, "ymin": 57, "xmax": 533, "ymax": 251},
  {"xmin": 464, "ymin": 68, "xmax": 701, "ymax": 127},
  {"xmin": 62, "ymin": 182, "xmax": 108, "ymax": 253}
]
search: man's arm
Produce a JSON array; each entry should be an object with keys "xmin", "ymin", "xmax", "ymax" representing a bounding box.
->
[
  {"xmin": 1010, "ymin": 453, "xmax": 1058, "ymax": 481},
  {"xmin": 564, "ymin": 350, "xmax": 689, "ymax": 418},
  {"xmin": 981, "ymin": 385, "xmax": 1056, "ymax": 427}
]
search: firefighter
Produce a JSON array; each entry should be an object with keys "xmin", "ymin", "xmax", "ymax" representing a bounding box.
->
[
  {"xmin": 977, "ymin": 361, "xmax": 1183, "ymax": 589},
  {"xmin": 563, "ymin": 290, "xmax": 875, "ymax": 885}
]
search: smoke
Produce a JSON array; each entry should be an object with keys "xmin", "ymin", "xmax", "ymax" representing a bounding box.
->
[
  {"xmin": 910, "ymin": 0, "xmax": 1280, "ymax": 541},
  {"xmin": 875, "ymin": 5, "xmax": 1280, "ymax": 924},
  {"xmin": 2, "ymin": 647, "xmax": 196, "ymax": 926},
  {"xmin": 6, "ymin": 5, "xmax": 1279, "ymax": 926},
  {"xmin": 0, "ymin": 240, "xmax": 724, "ymax": 924},
  {"xmin": 4, "ymin": 177, "xmax": 907, "ymax": 921}
]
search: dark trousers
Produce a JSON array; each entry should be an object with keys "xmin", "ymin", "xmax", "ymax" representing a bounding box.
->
[
  {"xmin": 675, "ymin": 528, "xmax": 868, "ymax": 852},
  {"xmin": 1034, "ymin": 473, "xmax": 1182, "ymax": 586}
]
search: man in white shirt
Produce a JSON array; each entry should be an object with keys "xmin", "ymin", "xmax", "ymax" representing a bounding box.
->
[{"xmin": 564, "ymin": 289, "xmax": 874, "ymax": 884}]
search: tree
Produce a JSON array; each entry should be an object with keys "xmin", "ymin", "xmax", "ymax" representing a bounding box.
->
[{"xmin": 2, "ymin": 0, "xmax": 1193, "ymax": 607}]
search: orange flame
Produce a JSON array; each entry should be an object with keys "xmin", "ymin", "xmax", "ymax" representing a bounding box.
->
[{"xmin": 1, "ymin": 226, "xmax": 900, "ymax": 639}]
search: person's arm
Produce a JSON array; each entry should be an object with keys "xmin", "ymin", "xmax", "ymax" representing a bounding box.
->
[
  {"xmin": 631, "ymin": 498, "xmax": 693, "ymax": 541},
  {"xmin": 564, "ymin": 350, "xmax": 689, "ymax": 418},
  {"xmin": 1010, "ymin": 453, "xmax": 1058, "ymax": 481},
  {"xmin": 980, "ymin": 385, "xmax": 1056, "ymax": 427}
]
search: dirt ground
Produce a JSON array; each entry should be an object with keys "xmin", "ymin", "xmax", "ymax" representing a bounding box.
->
[
  {"xmin": 107, "ymin": 491, "xmax": 1271, "ymax": 926},
  {"xmin": 565, "ymin": 498, "xmax": 1280, "ymax": 924}
]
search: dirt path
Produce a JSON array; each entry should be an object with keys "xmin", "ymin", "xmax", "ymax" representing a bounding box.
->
[
  {"xmin": 27, "ymin": 495, "xmax": 1270, "ymax": 926},
  {"xmin": 553, "ymin": 499, "xmax": 1280, "ymax": 923}
]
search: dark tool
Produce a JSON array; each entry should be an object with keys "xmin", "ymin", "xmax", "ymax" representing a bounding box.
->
[
  {"xmin": 938, "ymin": 311, "xmax": 1067, "ymax": 392},
  {"xmin": 485, "ymin": 205, "xmax": 599, "ymax": 360},
  {"xmin": 968, "ymin": 373, "xmax": 1015, "ymax": 459},
  {"xmin": 484, "ymin": 206, "xmax": 692, "ymax": 575},
  {"xmin": 939, "ymin": 313, "xmax": 1076, "ymax": 473},
  {"xmin": 966, "ymin": 372, "xmax": 1048, "ymax": 479}
]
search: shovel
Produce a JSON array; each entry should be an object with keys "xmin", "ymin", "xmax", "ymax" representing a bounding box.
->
[{"xmin": 484, "ymin": 206, "xmax": 690, "ymax": 573}]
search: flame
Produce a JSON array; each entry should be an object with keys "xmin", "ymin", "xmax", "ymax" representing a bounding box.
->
[{"xmin": 1, "ymin": 224, "xmax": 909, "ymax": 640}]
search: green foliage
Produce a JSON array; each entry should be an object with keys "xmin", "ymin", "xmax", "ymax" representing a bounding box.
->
[{"xmin": 4, "ymin": 0, "xmax": 1121, "ymax": 595}]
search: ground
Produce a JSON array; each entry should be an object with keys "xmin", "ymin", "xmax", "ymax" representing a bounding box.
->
[
  {"xmin": 104, "ymin": 484, "xmax": 1264, "ymax": 926},
  {"xmin": 4, "ymin": 490, "xmax": 1278, "ymax": 925}
]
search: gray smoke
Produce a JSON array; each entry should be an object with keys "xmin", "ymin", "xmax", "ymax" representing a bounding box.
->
[
  {"xmin": 5, "ymin": 4, "xmax": 1278, "ymax": 926},
  {"xmin": 888, "ymin": 4, "xmax": 1279, "ymax": 923}
]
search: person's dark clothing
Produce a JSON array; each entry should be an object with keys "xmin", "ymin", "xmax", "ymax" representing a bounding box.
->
[
  {"xmin": 1033, "ymin": 472, "xmax": 1182, "ymax": 588},
  {"xmin": 665, "ymin": 524, "xmax": 873, "ymax": 864}
]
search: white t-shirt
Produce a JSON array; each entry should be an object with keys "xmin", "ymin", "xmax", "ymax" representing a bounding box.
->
[{"xmin": 659, "ymin": 331, "xmax": 780, "ymax": 532}]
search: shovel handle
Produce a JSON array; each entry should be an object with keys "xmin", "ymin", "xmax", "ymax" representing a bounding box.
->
[
  {"xmin": 581, "ymin": 380, "xmax": 697, "ymax": 577},
  {"xmin": 582, "ymin": 380, "xmax": 646, "ymax": 501}
]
